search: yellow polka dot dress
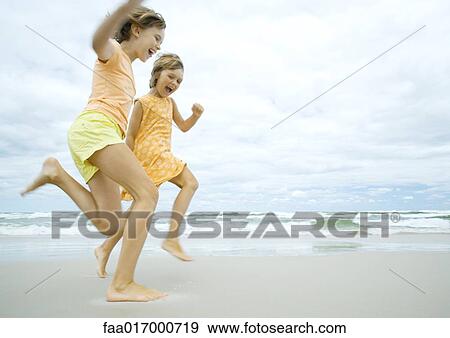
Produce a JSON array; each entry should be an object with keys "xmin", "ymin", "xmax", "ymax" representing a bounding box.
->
[{"xmin": 122, "ymin": 94, "xmax": 186, "ymax": 200}]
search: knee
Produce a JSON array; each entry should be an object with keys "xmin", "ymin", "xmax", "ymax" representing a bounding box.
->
[
  {"xmin": 133, "ymin": 180, "xmax": 159, "ymax": 206},
  {"xmin": 91, "ymin": 216, "xmax": 119, "ymax": 236},
  {"xmin": 185, "ymin": 176, "xmax": 199, "ymax": 192}
]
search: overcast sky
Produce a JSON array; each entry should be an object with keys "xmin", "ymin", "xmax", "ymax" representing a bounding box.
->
[{"xmin": 1, "ymin": 0, "xmax": 450, "ymax": 212}]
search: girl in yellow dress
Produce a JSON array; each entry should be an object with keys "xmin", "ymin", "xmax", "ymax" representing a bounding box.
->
[{"xmin": 100, "ymin": 53, "xmax": 204, "ymax": 263}]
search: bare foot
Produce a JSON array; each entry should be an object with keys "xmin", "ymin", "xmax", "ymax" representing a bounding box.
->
[
  {"xmin": 20, "ymin": 157, "xmax": 61, "ymax": 196},
  {"xmin": 162, "ymin": 239, "xmax": 193, "ymax": 261},
  {"xmin": 134, "ymin": 282, "xmax": 168, "ymax": 300},
  {"xmin": 107, "ymin": 282, "xmax": 168, "ymax": 302},
  {"xmin": 95, "ymin": 246, "xmax": 110, "ymax": 278}
]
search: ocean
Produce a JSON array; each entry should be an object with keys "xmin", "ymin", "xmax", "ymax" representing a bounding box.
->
[{"xmin": 1, "ymin": 211, "xmax": 450, "ymax": 260}]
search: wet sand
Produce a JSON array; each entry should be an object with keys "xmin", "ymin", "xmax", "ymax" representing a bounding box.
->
[{"xmin": 0, "ymin": 249, "xmax": 449, "ymax": 317}]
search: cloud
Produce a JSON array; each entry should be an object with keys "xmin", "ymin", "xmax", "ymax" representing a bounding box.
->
[{"xmin": 1, "ymin": 0, "xmax": 450, "ymax": 211}]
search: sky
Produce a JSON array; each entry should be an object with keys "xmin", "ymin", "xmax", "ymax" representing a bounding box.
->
[{"xmin": 1, "ymin": 0, "xmax": 450, "ymax": 212}]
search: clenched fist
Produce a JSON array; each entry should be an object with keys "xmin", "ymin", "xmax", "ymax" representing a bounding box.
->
[{"xmin": 192, "ymin": 103, "xmax": 204, "ymax": 118}]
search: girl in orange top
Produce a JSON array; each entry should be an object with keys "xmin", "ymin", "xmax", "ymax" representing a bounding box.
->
[
  {"xmin": 103, "ymin": 53, "xmax": 204, "ymax": 262},
  {"xmin": 22, "ymin": 0, "xmax": 168, "ymax": 302}
]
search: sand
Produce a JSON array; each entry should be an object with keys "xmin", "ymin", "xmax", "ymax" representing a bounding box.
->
[{"xmin": 0, "ymin": 243, "xmax": 449, "ymax": 317}]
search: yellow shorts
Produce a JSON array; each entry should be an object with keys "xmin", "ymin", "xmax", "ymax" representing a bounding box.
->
[{"xmin": 67, "ymin": 110, "xmax": 125, "ymax": 183}]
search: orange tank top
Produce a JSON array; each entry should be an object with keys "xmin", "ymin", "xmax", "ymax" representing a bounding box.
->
[{"xmin": 84, "ymin": 39, "xmax": 136, "ymax": 134}]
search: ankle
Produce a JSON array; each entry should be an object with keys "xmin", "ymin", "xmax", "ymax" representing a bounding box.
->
[
  {"xmin": 97, "ymin": 244, "xmax": 110, "ymax": 255},
  {"xmin": 164, "ymin": 238, "xmax": 180, "ymax": 243},
  {"xmin": 100, "ymin": 241, "xmax": 110, "ymax": 251},
  {"xmin": 110, "ymin": 280, "xmax": 133, "ymax": 292}
]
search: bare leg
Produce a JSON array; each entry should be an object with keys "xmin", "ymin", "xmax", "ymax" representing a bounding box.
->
[
  {"xmin": 97, "ymin": 166, "xmax": 199, "ymax": 268},
  {"xmin": 96, "ymin": 204, "xmax": 136, "ymax": 277},
  {"xmin": 88, "ymin": 172, "xmax": 125, "ymax": 278},
  {"xmin": 21, "ymin": 157, "xmax": 118, "ymax": 235},
  {"xmin": 88, "ymin": 143, "xmax": 166, "ymax": 302},
  {"xmin": 22, "ymin": 158, "xmax": 132, "ymax": 278},
  {"xmin": 95, "ymin": 213, "xmax": 127, "ymax": 278},
  {"xmin": 22, "ymin": 146, "xmax": 167, "ymax": 302},
  {"xmin": 162, "ymin": 166, "xmax": 198, "ymax": 261}
]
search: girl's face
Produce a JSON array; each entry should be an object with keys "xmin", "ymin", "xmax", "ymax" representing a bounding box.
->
[
  {"xmin": 133, "ymin": 26, "xmax": 165, "ymax": 62},
  {"xmin": 155, "ymin": 69, "xmax": 184, "ymax": 97}
]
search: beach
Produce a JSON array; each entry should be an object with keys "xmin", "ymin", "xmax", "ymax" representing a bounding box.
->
[
  {"xmin": 1, "ymin": 211, "xmax": 449, "ymax": 317},
  {"xmin": 0, "ymin": 233, "xmax": 449, "ymax": 317}
]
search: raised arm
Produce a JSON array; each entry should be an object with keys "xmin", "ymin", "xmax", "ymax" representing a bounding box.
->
[
  {"xmin": 92, "ymin": 0, "xmax": 143, "ymax": 61},
  {"xmin": 171, "ymin": 98, "xmax": 204, "ymax": 133},
  {"xmin": 125, "ymin": 100, "xmax": 144, "ymax": 151}
]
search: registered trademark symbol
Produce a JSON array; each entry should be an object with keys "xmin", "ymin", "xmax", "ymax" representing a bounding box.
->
[{"xmin": 390, "ymin": 212, "xmax": 401, "ymax": 223}]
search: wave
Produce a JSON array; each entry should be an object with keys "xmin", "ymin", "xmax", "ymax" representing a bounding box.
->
[
  {"xmin": 0, "ymin": 211, "xmax": 449, "ymax": 236},
  {"xmin": 0, "ymin": 212, "xmax": 51, "ymax": 220},
  {"xmin": 0, "ymin": 224, "xmax": 98, "ymax": 236}
]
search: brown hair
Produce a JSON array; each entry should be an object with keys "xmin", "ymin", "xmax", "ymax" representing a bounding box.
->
[
  {"xmin": 115, "ymin": 6, "xmax": 166, "ymax": 43},
  {"xmin": 150, "ymin": 53, "xmax": 184, "ymax": 88}
]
